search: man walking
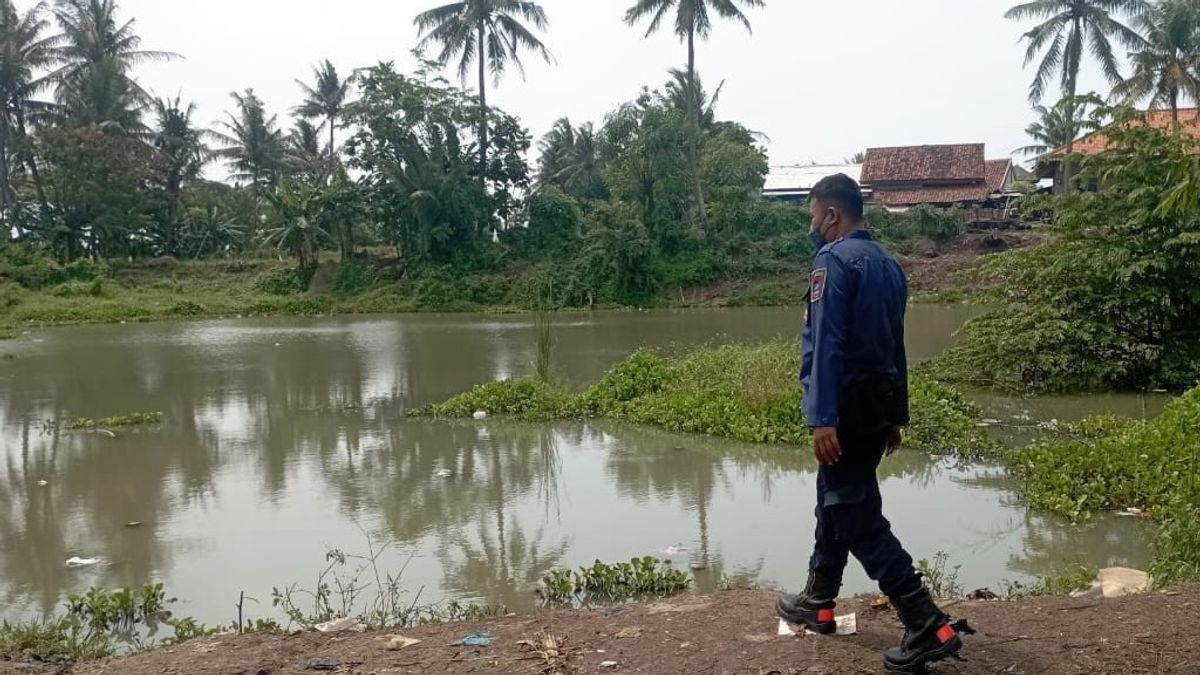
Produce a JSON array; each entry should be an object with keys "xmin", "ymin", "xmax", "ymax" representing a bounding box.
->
[{"xmin": 776, "ymin": 174, "xmax": 966, "ymax": 672}]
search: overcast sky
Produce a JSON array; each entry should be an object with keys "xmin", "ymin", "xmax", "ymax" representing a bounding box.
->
[{"xmin": 22, "ymin": 0, "xmax": 1126, "ymax": 170}]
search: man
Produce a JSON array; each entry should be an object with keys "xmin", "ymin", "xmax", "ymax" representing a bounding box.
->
[{"xmin": 776, "ymin": 174, "xmax": 967, "ymax": 672}]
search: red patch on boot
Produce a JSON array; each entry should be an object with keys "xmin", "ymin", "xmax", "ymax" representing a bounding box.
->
[
  {"xmin": 817, "ymin": 609, "xmax": 835, "ymax": 623},
  {"xmin": 936, "ymin": 624, "xmax": 956, "ymax": 644}
]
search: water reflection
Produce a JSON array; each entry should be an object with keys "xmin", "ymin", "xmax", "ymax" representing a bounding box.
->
[{"xmin": 0, "ymin": 309, "xmax": 1154, "ymax": 622}]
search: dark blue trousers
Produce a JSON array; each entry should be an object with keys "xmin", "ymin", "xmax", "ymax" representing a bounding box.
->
[{"xmin": 808, "ymin": 427, "xmax": 922, "ymax": 598}]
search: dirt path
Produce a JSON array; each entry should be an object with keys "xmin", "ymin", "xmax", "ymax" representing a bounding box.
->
[{"xmin": 9, "ymin": 587, "xmax": 1197, "ymax": 675}]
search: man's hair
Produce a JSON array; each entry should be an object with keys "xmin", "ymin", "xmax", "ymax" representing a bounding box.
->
[{"xmin": 810, "ymin": 174, "xmax": 865, "ymax": 221}]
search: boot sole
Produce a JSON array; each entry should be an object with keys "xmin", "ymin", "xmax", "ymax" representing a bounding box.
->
[
  {"xmin": 883, "ymin": 635, "xmax": 963, "ymax": 673},
  {"xmin": 774, "ymin": 599, "xmax": 836, "ymax": 635}
]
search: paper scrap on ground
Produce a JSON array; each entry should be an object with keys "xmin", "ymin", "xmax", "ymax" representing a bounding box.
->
[
  {"xmin": 384, "ymin": 635, "xmax": 421, "ymax": 650},
  {"xmin": 314, "ymin": 617, "xmax": 365, "ymax": 633},
  {"xmin": 777, "ymin": 614, "xmax": 857, "ymax": 637}
]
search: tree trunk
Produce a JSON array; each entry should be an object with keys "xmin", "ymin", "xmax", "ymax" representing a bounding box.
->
[
  {"xmin": 15, "ymin": 111, "xmax": 50, "ymax": 224},
  {"xmin": 1, "ymin": 115, "xmax": 12, "ymax": 233},
  {"xmin": 328, "ymin": 114, "xmax": 336, "ymax": 161},
  {"xmin": 686, "ymin": 27, "xmax": 709, "ymax": 232},
  {"xmin": 1171, "ymin": 89, "xmax": 1180, "ymax": 135},
  {"xmin": 478, "ymin": 21, "xmax": 489, "ymax": 188},
  {"xmin": 1061, "ymin": 78, "xmax": 1078, "ymax": 195}
]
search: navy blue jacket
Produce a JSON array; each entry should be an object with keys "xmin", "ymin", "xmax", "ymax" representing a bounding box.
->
[{"xmin": 800, "ymin": 229, "xmax": 910, "ymax": 428}]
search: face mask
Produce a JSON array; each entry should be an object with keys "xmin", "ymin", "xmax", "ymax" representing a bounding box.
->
[{"xmin": 809, "ymin": 227, "xmax": 826, "ymax": 253}]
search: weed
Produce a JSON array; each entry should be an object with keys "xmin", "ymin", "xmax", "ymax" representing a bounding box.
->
[
  {"xmin": 537, "ymin": 557, "xmax": 690, "ymax": 605},
  {"xmin": 423, "ymin": 342, "xmax": 993, "ymax": 457},
  {"xmin": 63, "ymin": 411, "xmax": 163, "ymax": 431},
  {"xmin": 916, "ymin": 552, "xmax": 963, "ymax": 600},
  {"xmin": 1002, "ymin": 566, "xmax": 1097, "ymax": 598}
]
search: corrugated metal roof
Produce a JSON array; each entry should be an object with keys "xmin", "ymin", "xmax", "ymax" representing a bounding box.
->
[{"xmin": 763, "ymin": 164, "xmax": 863, "ymax": 192}]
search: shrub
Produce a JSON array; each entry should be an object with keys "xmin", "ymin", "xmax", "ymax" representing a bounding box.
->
[
  {"xmin": 255, "ymin": 267, "xmax": 314, "ymax": 295},
  {"xmin": 333, "ymin": 258, "xmax": 379, "ymax": 295}
]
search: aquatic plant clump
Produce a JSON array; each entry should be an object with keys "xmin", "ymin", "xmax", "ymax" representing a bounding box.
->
[
  {"xmin": 538, "ymin": 557, "xmax": 691, "ymax": 605},
  {"xmin": 426, "ymin": 342, "xmax": 994, "ymax": 457}
]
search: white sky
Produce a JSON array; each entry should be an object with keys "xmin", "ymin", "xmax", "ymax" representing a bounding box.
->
[{"xmin": 21, "ymin": 0, "xmax": 1126, "ymax": 170}]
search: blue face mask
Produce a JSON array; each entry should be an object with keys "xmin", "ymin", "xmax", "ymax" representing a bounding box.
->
[{"xmin": 809, "ymin": 228, "xmax": 826, "ymax": 253}]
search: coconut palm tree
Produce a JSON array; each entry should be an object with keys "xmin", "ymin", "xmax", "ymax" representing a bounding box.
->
[
  {"xmin": 1112, "ymin": 0, "xmax": 1200, "ymax": 126},
  {"xmin": 285, "ymin": 119, "xmax": 328, "ymax": 182},
  {"xmin": 1015, "ymin": 93, "xmax": 1104, "ymax": 155},
  {"xmin": 624, "ymin": 0, "xmax": 764, "ymax": 229},
  {"xmin": 51, "ymin": 0, "xmax": 178, "ymax": 100},
  {"xmin": 1006, "ymin": 0, "xmax": 1148, "ymax": 168},
  {"xmin": 150, "ymin": 96, "xmax": 211, "ymax": 197},
  {"xmin": 414, "ymin": 0, "xmax": 551, "ymax": 178},
  {"xmin": 213, "ymin": 89, "xmax": 286, "ymax": 196},
  {"xmin": 0, "ymin": 0, "xmax": 58, "ymax": 226},
  {"xmin": 292, "ymin": 59, "xmax": 350, "ymax": 160},
  {"xmin": 536, "ymin": 117, "xmax": 605, "ymax": 199}
]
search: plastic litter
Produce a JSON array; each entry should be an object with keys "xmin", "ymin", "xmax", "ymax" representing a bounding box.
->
[
  {"xmin": 36, "ymin": 480, "xmax": 48, "ymax": 487},
  {"xmin": 65, "ymin": 557, "xmax": 101, "ymax": 568},
  {"xmin": 125, "ymin": 521, "xmax": 143, "ymax": 528},
  {"xmin": 777, "ymin": 614, "xmax": 857, "ymax": 637},
  {"xmin": 434, "ymin": 468, "xmax": 453, "ymax": 478},
  {"xmin": 663, "ymin": 544, "xmax": 688, "ymax": 556},
  {"xmin": 473, "ymin": 410, "xmax": 488, "ymax": 420},
  {"xmin": 600, "ymin": 661, "xmax": 620, "ymax": 669},
  {"xmin": 454, "ymin": 632, "xmax": 493, "ymax": 647},
  {"xmin": 384, "ymin": 635, "xmax": 421, "ymax": 650},
  {"xmin": 314, "ymin": 617, "xmax": 365, "ymax": 633},
  {"xmin": 1071, "ymin": 567, "xmax": 1152, "ymax": 600}
]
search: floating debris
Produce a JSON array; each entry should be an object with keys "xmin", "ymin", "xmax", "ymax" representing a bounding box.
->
[
  {"xmin": 125, "ymin": 521, "xmax": 143, "ymax": 528},
  {"xmin": 36, "ymin": 480, "xmax": 48, "ymax": 487},
  {"xmin": 663, "ymin": 544, "xmax": 688, "ymax": 556},
  {"xmin": 434, "ymin": 468, "xmax": 453, "ymax": 478},
  {"xmin": 65, "ymin": 557, "xmax": 101, "ymax": 568},
  {"xmin": 472, "ymin": 410, "xmax": 488, "ymax": 420}
]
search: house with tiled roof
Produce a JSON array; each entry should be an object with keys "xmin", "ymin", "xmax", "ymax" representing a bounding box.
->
[
  {"xmin": 1050, "ymin": 108, "xmax": 1200, "ymax": 157},
  {"xmin": 860, "ymin": 144, "xmax": 1017, "ymax": 208}
]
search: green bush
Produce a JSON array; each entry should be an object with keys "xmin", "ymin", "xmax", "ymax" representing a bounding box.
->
[
  {"xmin": 50, "ymin": 279, "xmax": 106, "ymax": 298},
  {"xmin": 0, "ymin": 247, "xmax": 109, "ymax": 290},
  {"xmin": 333, "ymin": 258, "xmax": 379, "ymax": 295},
  {"xmin": 424, "ymin": 342, "xmax": 990, "ymax": 454},
  {"xmin": 910, "ymin": 205, "xmax": 964, "ymax": 242},
  {"xmin": 254, "ymin": 267, "xmax": 314, "ymax": 296}
]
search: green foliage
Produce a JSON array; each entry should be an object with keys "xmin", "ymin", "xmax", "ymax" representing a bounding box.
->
[
  {"xmin": 865, "ymin": 205, "xmax": 962, "ymax": 245},
  {"xmin": 916, "ymin": 552, "xmax": 963, "ymax": 599},
  {"xmin": 727, "ymin": 282, "xmax": 794, "ymax": 308},
  {"xmin": 523, "ymin": 187, "xmax": 582, "ymax": 256},
  {"xmin": 64, "ymin": 411, "xmax": 163, "ymax": 430},
  {"xmin": 425, "ymin": 342, "xmax": 991, "ymax": 454},
  {"xmin": 255, "ymin": 266, "xmax": 315, "ymax": 296},
  {"xmin": 333, "ymin": 258, "xmax": 379, "ymax": 295},
  {"xmin": 935, "ymin": 115, "xmax": 1200, "ymax": 391},
  {"xmin": 0, "ymin": 246, "xmax": 109, "ymax": 290},
  {"xmin": 1003, "ymin": 566, "xmax": 1098, "ymax": 598},
  {"xmin": 538, "ymin": 557, "xmax": 691, "ymax": 605}
]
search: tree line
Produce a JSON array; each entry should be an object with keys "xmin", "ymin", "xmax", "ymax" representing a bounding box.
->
[{"xmin": 0, "ymin": 0, "xmax": 775, "ymax": 290}]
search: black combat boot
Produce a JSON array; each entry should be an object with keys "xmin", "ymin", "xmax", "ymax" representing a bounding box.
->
[
  {"xmin": 883, "ymin": 586, "xmax": 963, "ymax": 672},
  {"xmin": 775, "ymin": 569, "xmax": 841, "ymax": 634}
]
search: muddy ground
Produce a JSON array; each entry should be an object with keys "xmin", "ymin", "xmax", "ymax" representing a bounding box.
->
[{"xmin": 6, "ymin": 586, "xmax": 1197, "ymax": 675}]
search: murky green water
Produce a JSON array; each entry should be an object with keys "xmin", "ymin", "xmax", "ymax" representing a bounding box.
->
[{"xmin": 0, "ymin": 308, "xmax": 1160, "ymax": 624}]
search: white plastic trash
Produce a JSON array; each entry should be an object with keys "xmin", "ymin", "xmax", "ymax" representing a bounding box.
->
[
  {"xmin": 65, "ymin": 557, "xmax": 101, "ymax": 568},
  {"xmin": 473, "ymin": 410, "xmax": 488, "ymax": 420}
]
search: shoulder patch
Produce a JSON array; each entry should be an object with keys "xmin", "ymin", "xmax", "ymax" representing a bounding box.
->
[{"xmin": 810, "ymin": 267, "xmax": 828, "ymax": 303}]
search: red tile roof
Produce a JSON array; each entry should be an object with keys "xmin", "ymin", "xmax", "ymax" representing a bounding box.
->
[
  {"xmin": 869, "ymin": 184, "xmax": 992, "ymax": 207},
  {"xmin": 861, "ymin": 144, "xmax": 986, "ymax": 184},
  {"xmin": 1053, "ymin": 108, "xmax": 1200, "ymax": 155},
  {"xmin": 984, "ymin": 159, "xmax": 1012, "ymax": 193}
]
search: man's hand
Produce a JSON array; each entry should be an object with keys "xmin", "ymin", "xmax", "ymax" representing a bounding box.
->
[
  {"xmin": 885, "ymin": 426, "xmax": 902, "ymax": 456},
  {"xmin": 812, "ymin": 427, "xmax": 842, "ymax": 465}
]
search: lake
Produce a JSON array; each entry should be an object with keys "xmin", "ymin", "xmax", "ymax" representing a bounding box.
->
[{"xmin": 0, "ymin": 307, "xmax": 1159, "ymax": 624}]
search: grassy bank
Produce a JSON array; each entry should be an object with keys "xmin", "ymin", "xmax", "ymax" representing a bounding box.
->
[{"xmin": 420, "ymin": 341, "xmax": 994, "ymax": 457}]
